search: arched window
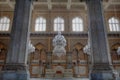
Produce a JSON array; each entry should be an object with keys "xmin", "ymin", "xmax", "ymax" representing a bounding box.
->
[
  {"xmin": 0, "ymin": 17, "xmax": 10, "ymax": 31},
  {"xmin": 108, "ymin": 17, "xmax": 120, "ymax": 31},
  {"xmin": 54, "ymin": 17, "xmax": 64, "ymax": 31},
  {"xmin": 72, "ymin": 17, "xmax": 83, "ymax": 32},
  {"xmin": 35, "ymin": 17, "xmax": 46, "ymax": 31}
]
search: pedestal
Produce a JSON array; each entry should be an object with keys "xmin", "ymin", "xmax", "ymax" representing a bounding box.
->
[
  {"xmin": 89, "ymin": 64, "xmax": 114, "ymax": 80},
  {"xmin": 91, "ymin": 72, "xmax": 113, "ymax": 80},
  {"xmin": 0, "ymin": 64, "xmax": 30, "ymax": 80}
]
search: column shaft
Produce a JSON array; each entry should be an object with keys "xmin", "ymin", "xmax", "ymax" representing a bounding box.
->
[
  {"xmin": 7, "ymin": 0, "xmax": 32, "ymax": 64},
  {"xmin": 0, "ymin": 0, "xmax": 32, "ymax": 80},
  {"xmin": 86, "ymin": 0, "xmax": 113, "ymax": 80}
]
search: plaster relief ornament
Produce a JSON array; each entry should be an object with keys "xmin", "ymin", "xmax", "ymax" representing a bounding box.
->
[
  {"xmin": 83, "ymin": 32, "xmax": 91, "ymax": 55},
  {"xmin": 28, "ymin": 40, "xmax": 35, "ymax": 53},
  {"xmin": 117, "ymin": 47, "xmax": 120, "ymax": 55}
]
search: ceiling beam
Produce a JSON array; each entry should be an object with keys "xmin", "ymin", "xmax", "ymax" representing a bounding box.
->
[
  {"xmin": 6, "ymin": 0, "xmax": 14, "ymax": 9},
  {"xmin": 71, "ymin": 2, "xmax": 86, "ymax": 6},
  {"xmin": 84, "ymin": 4, "xmax": 87, "ymax": 10},
  {"xmin": 104, "ymin": 1, "xmax": 120, "ymax": 10},
  {"xmin": 31, "ymin": 3, "xmax": 34, "ymax": 10},
  {"xmin": 0, "ymin": 0, "xmax": 120, "ymax": 11},
  {"xmin": 67, "ymin": 0, "xmax": 72, "ymax": 10},
  {"xmin": 0, "ymin": 1, "xmax": 7, "ymax": 4},
  {"xmin": 47, "ymin": 0, "xmax": 52, "ymax": 10},
  {"xmin": 112, "ymin": 2, "xmax": 120, "ymax": 5},
  {"xmin": 104, "ymin": 0, "xmax": 112, "ymax": 10},
  {"xmin": 33, "ymin": 2, "xmax": 85, "ymax": 5}
]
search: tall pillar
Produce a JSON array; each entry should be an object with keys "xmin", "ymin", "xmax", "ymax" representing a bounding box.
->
[
  {"xmin": 0, "ymin": 0, "xmax": 32, "ymax": 80},
  {"xmin": 86, "ymin": 0, "xmax": 113, "ymax": 80}
]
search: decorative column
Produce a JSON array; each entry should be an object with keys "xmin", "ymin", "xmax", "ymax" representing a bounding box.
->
[
  {"xmin": 0, "ymin": 0, "xmax": 32, "ymax": 80},
  {"xmin": 67, "ymin": 52, "xmax": 72, "ymax": 69},
  {"xmin": 46, "ymin": 52, "xmax": 52, "ymax": 69},
  {"xmin": 86, "ymin": 0, "xmax": 113, "ymax": 80}
]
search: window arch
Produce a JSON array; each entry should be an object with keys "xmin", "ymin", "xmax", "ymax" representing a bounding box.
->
[
  {"xmin": 54, "ymin": 17, "xmax": 64, "ymax": 31},
  {"xmin": 72, "ymin": 17, "xmax": 83, "ymax": 32},
  {"xmin": 35, "ymin": 17, "xmax": 46, "ymax": 31},
  {"xmin": 108, "ymin": 17, "xmax": 120, "ymax": 32},
  {"xmin": 0, "ymin": 17, "xmax": 10, "ymax": 31}
]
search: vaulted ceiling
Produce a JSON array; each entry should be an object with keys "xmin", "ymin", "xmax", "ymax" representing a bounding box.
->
[{"xmin": 0, "ymin": 0, "xmax": 120, "ymax": 11}]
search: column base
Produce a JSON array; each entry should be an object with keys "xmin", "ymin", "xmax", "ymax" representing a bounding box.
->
[
  {"xmin": 90, "ymin": 72, "xmax": 114, "ymax": 80},
  {"xmin": 0, "ymin": 64, "xmax": 30, "ymax": 80},
  {"xmin": 90, "ymin": 64, "xmax": 114, "ymax": 80}
]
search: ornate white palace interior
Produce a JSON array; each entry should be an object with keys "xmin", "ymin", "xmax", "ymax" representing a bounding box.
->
[{"xmin": 0, "ymin": 0, "xmax": 120, "ymax": 80}]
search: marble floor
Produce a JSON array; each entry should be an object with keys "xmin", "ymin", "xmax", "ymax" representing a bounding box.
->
[{"xmin": 30, "ymin": 78, "xmax": 89, "ymax": 80}]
